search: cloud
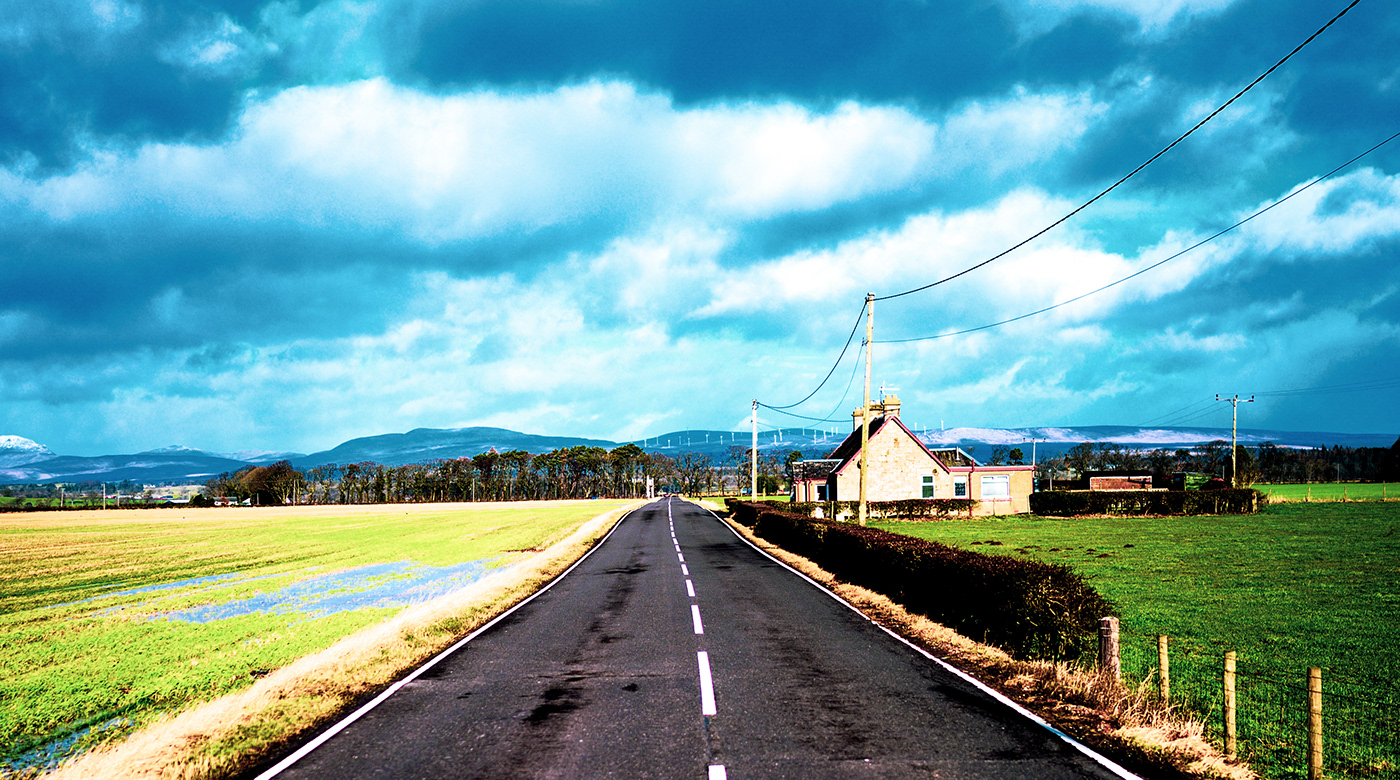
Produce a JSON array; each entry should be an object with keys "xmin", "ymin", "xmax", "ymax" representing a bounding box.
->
[{"xmin": 995, "ymin": 0, "xmax": 1238, "ymax": 37}]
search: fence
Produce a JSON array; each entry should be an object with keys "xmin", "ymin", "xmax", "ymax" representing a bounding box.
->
[{"xmin": 1092, "ymin": 618, "xmax": 1398, "ymax": 779}]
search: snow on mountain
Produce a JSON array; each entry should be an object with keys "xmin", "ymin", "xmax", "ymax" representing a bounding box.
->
[{"xmin": 0, "ymin": 435, "xmax": 56, "ymax": 468}]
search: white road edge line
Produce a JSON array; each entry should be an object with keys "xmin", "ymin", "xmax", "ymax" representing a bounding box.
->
[
  {"xmin": 691, "ymin": 604, "xmax": 705, "ymax": 635},
  {"xmin": 697, "ymin": 651, "xmax": 717, "ymax": 716},
  {"xmin": 692, "ymin": 502, "xmax": 1144, "ymax": 780},
  {"xmin": 252, "ymin": 502, "xmax": 647, "ymax": 780}
]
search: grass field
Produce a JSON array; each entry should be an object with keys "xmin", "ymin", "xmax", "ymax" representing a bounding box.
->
[
  {"xmin": 874, "ymin": 503, "xmax": 1400, "ymax": 779},
  {"xmin": 1255, "ymin": 483, "xmax": 1399, "ymax": 502},
  {"xmin": 0, "ymin": 501, "xmax": 630, "ymax": 775}
]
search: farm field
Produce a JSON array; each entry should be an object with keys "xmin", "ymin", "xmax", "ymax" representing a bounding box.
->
[
  {"xmin": 873, "ymin": 502, "xmax": 1400, "ymax": 779},
  {"xmin": 0, "ymin": 501, "xmax": 630, "ymax": 775},
  {"xmin": 1255, "ymin": 482, "xmax": 1399, "ymax": 502}
]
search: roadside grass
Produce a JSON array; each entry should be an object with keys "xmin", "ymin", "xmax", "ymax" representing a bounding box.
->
[
  {"xmin": 1254, "ymin": 482, "xmax": 1399, "ymax": 502},
  {"xmin": 872, "ymin": 503, "xmax": 1400, "ymax": 780},
  {"xmin": 0, "ymin": 501, "xmax": 631, "ymax": 776}
]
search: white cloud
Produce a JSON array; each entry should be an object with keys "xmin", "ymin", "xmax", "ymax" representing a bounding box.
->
[
  {"xmin": 997, "ymin": 0, "xmax": 1238, "ymax": 37},
  {"xmin": 3, "ymin": 78, "xmax": 1106, "ymax": 251}
]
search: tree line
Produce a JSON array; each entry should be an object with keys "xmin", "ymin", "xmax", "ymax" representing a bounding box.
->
[
  {"xmin": 203, "ymin": 444, "xmax": 731, "ymax": 505},
  {"xmin": 1032, "ymin": 438, "xmax": 1400, "ymax": 485}
]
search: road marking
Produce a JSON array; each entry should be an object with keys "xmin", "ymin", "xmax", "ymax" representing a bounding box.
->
[
  {"xmin": 708, "ymin": 765, "xmax": 727, "ymax": 780},
  {"xmin": 681, "ymin": 564, "xmax": 689, "ymax": 576},
  {"xmin": 697, "ymin": 651, "xmax": 717, "ymax": 715},
  {"xmin": 691, "ymin": 604, "xmax": 704, "ymax": 634},
  {"xmin": 695, "ymin": 502, "xmax": 1144, "ymax": 780},
  {"xmin": 686, "ymin": 579, "xmax": 695, "ymax": 598},
  {"xmin": 677, "ymin": 552, "xmax": 685, "ymax": 563}
]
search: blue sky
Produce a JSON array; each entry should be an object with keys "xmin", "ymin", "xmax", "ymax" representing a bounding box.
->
[{"xmin": 1, "ymin": 0, "xmax": 1397, "ymax": 456}]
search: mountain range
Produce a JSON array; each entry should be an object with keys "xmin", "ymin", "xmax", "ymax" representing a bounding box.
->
[{"xmin": 1, "ymin": 425, "xmax": 1395, "ymax": 485}]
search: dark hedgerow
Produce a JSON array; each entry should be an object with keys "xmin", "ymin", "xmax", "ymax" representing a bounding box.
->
[
  {"xmin": 783, "ymin": 498, "xmax": 979, "ymax": 521},
  {"xmin": 725, "ymin": 500, "xmax": 1111, "ymax": 661},
  {"xmin": 1029, "ymin": 488, "xmax": 1263, "ymax": 517}
]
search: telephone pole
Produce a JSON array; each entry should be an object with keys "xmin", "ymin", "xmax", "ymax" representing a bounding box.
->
[
  {"xmin": 1216, "ymin": 394, "xmax": 1254, "ymax": 488},
  {"xmin": 858, "ymin": 293, "xmax": 874, "ymax": 527},
  {"xmin": 751, "ymin": 399, "xmax": 758, "ymax": 498}
]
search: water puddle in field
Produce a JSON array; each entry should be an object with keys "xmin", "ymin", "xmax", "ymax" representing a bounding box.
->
[
  {"xmin": 0, "ymin": 716, "xmax": 130, "ymax": 775},
  {"xmin": 162, "ymin": 559, "xmax": 501, "ymax": 623}
]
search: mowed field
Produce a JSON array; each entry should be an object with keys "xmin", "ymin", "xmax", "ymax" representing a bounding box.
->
[
  {"xmin": 0, "ymin": 501, "xmax": 631, "ymax": 775},
  {"xmin": 874, "ymin": 502, "xmax": 1400, "ymax": 779},
  {"xmin": 1256, "ymin": 482, "xmax": 1400, "ymax": 502}
]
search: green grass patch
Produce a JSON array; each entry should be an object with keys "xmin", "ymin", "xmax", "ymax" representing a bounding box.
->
[
  {"xmin": 0, "ymin": 502, "xmax": 628, "ymax": 772},
  {"xmin": 873, "ymin": 503, "xmax": 1400, "ymax": 780},
  {"xmin": 1256, "ymin": 482, "xmax": 1400, "ymax": 502}
]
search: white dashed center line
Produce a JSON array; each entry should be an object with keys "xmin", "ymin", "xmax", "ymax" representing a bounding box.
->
[
  {"xmin": 691, "ymin": 604, "xmax": 705, "ymax": 635},
  {"xmin": 708, "ymin": 766, "xmax": 727, "ymax": 780},
  {"xmin": 697, "ymin": 651, "xmax": 717, "ymax": 716},
  {"xmin": 681, "ymin": 563, "xmax": 689, "ymax": 576},
  {"xmin": 686, "ymin": 579, "xmax": 695, "ymax": 598}
]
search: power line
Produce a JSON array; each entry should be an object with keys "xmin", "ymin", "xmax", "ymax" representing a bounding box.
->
[
  {"xmin": 877, "ymin": 126, "xmax": 1400, "ymax": 345},
  {"xmin": 760, "ymin": 341, "xmax": 867, "ymax": 424},
  {"xmin": 1139, "ymin": 397, "xmax": 1217, "ymax": 427},
  {"xmin": 761, "ymin": 300, "xmax": 867, "ymax": 410},
  {"xmin": 873, "ymin": 0, "xmax": 1364, "ymax": 304}
]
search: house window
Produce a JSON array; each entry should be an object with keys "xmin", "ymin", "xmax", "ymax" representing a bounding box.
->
[
  {"xmin": 954, "ymin": 476, "xmax": 967, "ymax": 497},
  {"xmin": 921, "ymin": 475, "xmax": 934, "ymax": 498},
  {"xmin": 981, "ymin": 474, "xmax": 1010, "ymax": 499},
  {"xmin": 817, "ymin": 485, "xmax": 828, "ymax": 501}
]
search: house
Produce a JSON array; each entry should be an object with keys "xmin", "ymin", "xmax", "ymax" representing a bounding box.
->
[{"xmin": 792, "ymin": 395, "xmax": 1034, "ymax": 515}]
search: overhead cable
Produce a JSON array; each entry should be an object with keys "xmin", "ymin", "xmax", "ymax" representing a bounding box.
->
[
  {"xmin": 874, "ymin": 0, "xmax": 1364, "ymax": 303},
  {"xmin": 762, "ymin": 300, "xmax": 867, "ymax": 410},
  {"xmin": 877, "ymin": 127, "xmax": 1400, "ymax": 345}
]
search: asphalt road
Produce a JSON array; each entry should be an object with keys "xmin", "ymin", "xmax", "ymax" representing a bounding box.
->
[{"xmin": 258, "ymin": 498, "xmax": 1136, "ymax": 779}]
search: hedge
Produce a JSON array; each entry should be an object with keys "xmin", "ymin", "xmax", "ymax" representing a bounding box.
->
[
  {"xmin": 1029, "ymin": 488, "xmax": 1263, "ymax": 517},
  {"xmin": 725, "ymin": 500, "xmax": 1111, "ymax": 660},
  {"xmin": 785, "ymin": 498, "xmax": 979, "ymax": 521}
]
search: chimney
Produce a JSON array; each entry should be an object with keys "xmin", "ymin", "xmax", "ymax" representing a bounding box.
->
[
  {"xmin": 851, "ymin": 406, "xmax": 865, "ymax": 432},
  {"xmin": 882, "ymin": 394, "xmax": 901, "ymax": 420}
]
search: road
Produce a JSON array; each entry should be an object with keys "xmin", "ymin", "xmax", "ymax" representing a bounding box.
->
[{"xmin": 256, "ymin": 498, "xmax": 1136, "ymax": 779}]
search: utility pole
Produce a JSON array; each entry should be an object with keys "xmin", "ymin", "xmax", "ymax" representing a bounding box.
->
[
  {"xmin": 751, "ymin": 399, "xmax": 758, "ymax": 498},
  {"xmin": 858, "ymin": 293, "xmax": 874, "ymax": 527},
  {"xmin": 1216, "ymin": 394, "xmax": 1254, "ymax": 488},
  {"xmin": 1024, "ymin": 437, "xmax": 1046, "ymax": 491}
]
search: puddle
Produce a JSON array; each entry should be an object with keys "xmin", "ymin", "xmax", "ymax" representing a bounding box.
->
[
  {"xmin": 164, "ymin": 559, "xmax": 501, "ymax": 623},
  {"xmin": 1, "ymin": 716, "xmax": 130, "ymax": 775}
]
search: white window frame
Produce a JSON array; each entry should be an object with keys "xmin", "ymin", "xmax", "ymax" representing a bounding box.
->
[
  {"xmin": 921, "ymin": 474, "xmax": 934, "ymax": 498},
  {"xmin": 981, "ymin": 474, "xmax": 1010, "ymax": 499},
  {"xmin": 953, "ymin": 476, "xmax": 967, "ymax": 497}
]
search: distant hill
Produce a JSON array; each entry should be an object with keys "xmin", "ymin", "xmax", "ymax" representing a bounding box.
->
[
  {"xmin": 290, "ymin": 427, "xmax": 620, "ymax": 468},
  {"xmin": 1, "ymin": 424, "xmax": 1394, "ymax": 485}
]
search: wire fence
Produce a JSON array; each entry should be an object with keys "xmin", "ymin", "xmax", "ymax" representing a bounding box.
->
[{"xmin": 1095, "ymin": 624, "xmax": 1399, "ymax": 779}]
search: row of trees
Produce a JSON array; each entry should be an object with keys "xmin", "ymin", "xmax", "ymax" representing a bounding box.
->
[
  {"xmin": 1034, "ymin": 438, "xmax": 1400, "ymax": 485},
  {"xmin": 205, "ymin": 444, "xmax": 736, "ymax": 505}
]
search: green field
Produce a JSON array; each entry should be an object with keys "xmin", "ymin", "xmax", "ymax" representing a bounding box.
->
[
  {"xmin": 1255, "ymin": 482, "xmax": 1399, "ymax": 502},
  {"xmin": 0, "ymin": 501, "xmax": 628, "ymax": 774},
  {"xmin": 874, "ymin": 503, "xmax": 1400, "ymax": 779}
]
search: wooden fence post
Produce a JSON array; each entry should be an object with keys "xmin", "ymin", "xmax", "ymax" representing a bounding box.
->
[
  {"xmin": 1099, "ymin": 617, "xmax": 1120, "ymax": 682},
  {"xmin": 1158, "ymin": 634, "xmax": 1170, "ymax": 701},
  {"xmin": 1224, "ymin": 651, "xmax": 1237, "ymax": 760},
  {"xmin": 1308, "ymin": 667, "xmax": 1323, "ymax": 780}
]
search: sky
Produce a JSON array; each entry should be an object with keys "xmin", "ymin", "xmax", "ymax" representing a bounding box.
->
[{"xmin": 1, "ymin": 0, "xmax": 1397, "ymax": 457}]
